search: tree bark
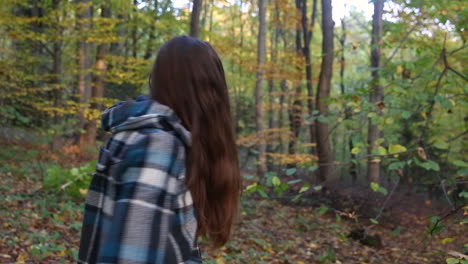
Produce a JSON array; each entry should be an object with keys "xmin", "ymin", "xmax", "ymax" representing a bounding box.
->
[
  {"xmin": 288, "ymin": 0, "xmax": 304, "ymax": 159},
  {"xmin": 255, "ymin": 0, "xmax": 267, "ymax": 176},
  {"xmin": 50, "ymin": 0, "xmax": 63, "ymax": 150},
  {"xmin": 110, "ymin": 13, "xmax": 127, "ymax": 56},
  {"xmin": 303, "ymin": 0, "xmax": 318, "ymax": 155},
  {"xmin": 190, "ymin": 0, "xmax": 203, "ymax": 38},
  {"xmin": 266, "ymin": 0, "xmax": 281, "ymax": 166},
  {"xmin": 76, "ymin": 0, "xmax": 94, "ymax": 147},
  {"xmin": 315, "ymin": 0, "xmax": 335, "ymax": 182},
  {"xmin": 85, "ymin": 0, "xmax": 111, "ymax": 146},
  {"xmin": 367, "ymin": 0, "xmax": 384, "ymax": 183},
  {"xmin": 339, "ymin": 18, "xmax": 357, "ymax": 183},
  {"xmin": 144, "ymin": 0, "xmax": 159, "ymax": 60},
  {"xmin": 131, "ymin": 0, "xmax": 138, "ymax": 57}
]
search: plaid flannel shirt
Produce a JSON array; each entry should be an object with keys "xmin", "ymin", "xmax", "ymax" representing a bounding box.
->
[{"xmin": 78, "ymin": 96, "xmax": 202, "ymax": 264}]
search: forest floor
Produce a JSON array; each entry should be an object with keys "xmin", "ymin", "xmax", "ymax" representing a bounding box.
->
[{"xmin": 0, "ymin": 140, "xmax": 466, "ymax": 264}]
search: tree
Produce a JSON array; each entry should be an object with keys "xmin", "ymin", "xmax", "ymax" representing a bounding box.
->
[
  {"xmin": 87, "ymin": 0, "xmax": 111, "ymax": 145},
  {"xmin": 190, "ymin": 0, "xmax": 203, "ymax": 38},
  {"xmin": 255, "ymin": 0, "xmax": 267, "ymax": 176},
  {"xmin": 367, "ymin": 0, "xmax": 384, "ymax": 183},
  {"xmin": 76, "ymin": 0, "xmax": 93, "ymax": 147},
  {"xmin": 303, "ymin": 0, "xmax": 318, "ymax": 155},
  {"xmin": 315, "ymin": 0, "xmax": 335, "ymax": 182},
  {"xmin": 287, "ymin": 0, "xmax": 304, "ymax": 159}
]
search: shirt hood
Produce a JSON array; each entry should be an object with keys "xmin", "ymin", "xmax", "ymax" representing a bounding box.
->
[{"xmin": 101, "ymin": 95, "xmax": 191, "ymax": 148}]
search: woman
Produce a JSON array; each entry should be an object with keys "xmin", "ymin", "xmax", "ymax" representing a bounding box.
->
[{"xmin": 78, "ymin": 36, "xmax": 241, "ymax": 264}]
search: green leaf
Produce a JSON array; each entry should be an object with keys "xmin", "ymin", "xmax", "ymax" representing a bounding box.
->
[
  {"xmin": 257, "ymin": 189, "xmax": 268, "ymax": 198},
  {"xmin": 378, "ymin": 186, "xmax": 388, "ymax": 196},
  {"xmin": 459, "ymin": 192, "xmax": 468, "ymax": 199},
  {"xmin": 446, "ymin": 258, "xmax": 459, "ymax": 264},
  {"xmin": 351, "ymin": 147, "xmax": 361, "ymax": 154},
  {"xmin": 433, "ymin": 140, "xmax": 449, "ymax": 150},
  {"xmin": 317, "ymin": 205, "xmax": 328, "ymax": 215},
  {"xmin": 246, "ymin": 183, "xmax": 258, "ymax": 192},
  {"xmin": 401, "ymin": 111, "xmax": 411, "ymax": 119},
  {"xmin": 287, "ymin": 179, "xmax": 302, "ymax": 184},
  {"xmin": 453, "ymin": 160, "xmax": 468, "ymax": 167},
  {"xmin": 285, "ymin": 168, "xmax": 296, "ymax": 176},
  {"xmin": 418, "ymin": 160, "xmax": 440, "ymax": 171},
  {"xmin": 370, "ymin": 182, "xmax": 379, "ymax": 192},
  {"xmin": 243, "ymin": 174, "xmax": 254, "ymax": 180},
  {"xmin": 308, "ymin": 165, "xmax": 318, "ymax": 172},
  {"xmin": 70, "ymin": 168, "xmax": 79, "ymax": 176},
  {"xmin": 377, "ymin": 146, "xmax": 387, "ymax": 155},
  {"xmin": 388, "ymin": 144, "xmax": 407, "ymax": 154},
  {"xmin": 391, "ymin": 226, "xmax": 404, "ymax": 236},
  {"xmin": 317, "ymin": 115, "xmax": 329, "ymax": 123},
  {"xmin": 370, "ymin": 218, "xmax": 379, "ymax": 224},
  {"xmin": 299, "ymin": 183, "xmax": 310, "ymax": 193},
  {"xmin": 313, "ymin": 185, "xmax": 323, "ymax": 191},
  {"xmin": 272, "ymin": 176, "xmax": 281, "ymax": 186},
  {"xmin": 388, "ymin": 161, "xmax": 405, "ymax": 170}
]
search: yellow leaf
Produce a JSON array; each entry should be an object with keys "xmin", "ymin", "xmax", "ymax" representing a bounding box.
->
[
  {"xmin": 216, "ymin": 257, "xmax": 225, "ymax": 264},
  {"xmin": 396, "ymin": 65, "xmax": 403, "ymax": 73},
  {"xmin": 79, "ymin": 188, "xmax": 88, "ymax": 196},
  {"xmin": 15, "ymin": 252, "xmax": 27, "ymax": 264},
  {"xmin": 441, "ymin": 237, "xmax": 454, "ymax": 244}
]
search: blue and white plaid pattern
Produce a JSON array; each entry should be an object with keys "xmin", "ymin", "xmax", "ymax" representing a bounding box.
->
[{"xmin": 78, "ymin": 96, "xmax": 202, "ymax": 264}]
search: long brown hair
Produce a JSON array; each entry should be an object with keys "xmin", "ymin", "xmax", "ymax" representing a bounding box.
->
[{"xmin": 150, "ymin": 36, "xmax": 241, "ymax": 247}]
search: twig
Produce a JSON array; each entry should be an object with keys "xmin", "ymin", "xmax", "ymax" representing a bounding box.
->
[
  {"xmin": 384, "ymin": 23, "xmax": 419, "ymax": 66},
  {"xmin": 375, "ymin": 176, "xmax": 400, "ymax": 221},
  {"xmin": 448, "ymin": 66, "xmax": 468, "ymax": 82}
]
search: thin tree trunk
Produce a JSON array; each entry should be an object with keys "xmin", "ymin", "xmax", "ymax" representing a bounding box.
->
[
  {"xmin": 208, "ymin": 0, "xmax": 214, "ymax": 41},
  {"xmin": 315, "ymin": 0, "xmax": 334, "ymax": 182},
  {"xmin": 131, "ymin": 0, "xmax": 138, "ymax": 57},
  {"xmin": 303, "ymin": 0, "xmax": 318, "ymax": 155},
  {"xmin": 278, "ymin": 79, "xmax": 287, "ymax": 154},
  {"xmin": 86, "ymin": 0, "xmax": 111, "ymax": 146},
  {"xmin": 144, "ymin": 0, "xmax": 159, "ymax": 60},
  {"xmin": 288, "ymin": 0, "xmax": 304, "ymax": 159},
  {"xmin": 77, "ymin": 0, "xmax": 94, "ymax": 147},
  {"xmin": 200, "ymin": 0, "xmax": 209, "ymax": 30},
  {"xmin": 367, "ymin": 0, "xmax": 384, "ymax": 183},
  {"xmin": 266, "ymin": 0, "xmax": 280, "ymax": 165},
  {"xmin": 190, "ymin": 0, "xmax": 203, "ymax": 38},
  {"xmin": 255, "ymin": 0, "xmax": 267, "ymax": 176},
  {"xmin": 50, "ymin": 0, "xmax": 63, "ymax": 150},
  {"xmin": 339, "ymin": 18, "xmax": 357, "ymax": 183}
]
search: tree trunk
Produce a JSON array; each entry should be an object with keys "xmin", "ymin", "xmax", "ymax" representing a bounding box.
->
[
  {"xmin": 144, "ymin": 0, "xmax": 159, "ymax": 60},
  {"xmin": 288, "ymin": 0, "xmax": 304, "ymax": 159},
  {"xmin": 50, "ymin": 0, "xmax": 63, "ymax": 150},
  {"xmin": 266, "ymin": 0, "xmax": 281, "ymax": 167},
  {"xmin": 131, "ymin": 0, "xmax": 138, "ymax": 57},
  {"xmin": 110, "ymin": 13, "xmax": 127, "ymax": 56},
  {"xmin": 303, "ymin": 0, "xmax": 318, "ymax": 155},
  {"xmin": 77, "ymin": 0, "xmax": 94, "ymax": 147},
  {"xmin": 315, "ymin": 0, "xmax": 335, "ymax": 182},
  {"xmin": 200, "ymin": 0, "xmax": 209, "ymax": 30},
  {"xmin": 190, "ymin": 0, "xmax": 203, "ymax": 38},
  {"xmin": 85, "ymin": 0, "xmax": 111, "ymax": 146},
  {"xmin": 255, "ymin": 0, "xmax": 267, "ymax": 176},
  {"xmin": 339, "ymin": 18, "xmax": 357, "ymax": 183},
  {"xmin": 367, "ymin": 0, "xmax": 384, "ymax": 183},
  {"xmin": 278, "ymin": 80, "xmax": 288, "ymax": 154}
]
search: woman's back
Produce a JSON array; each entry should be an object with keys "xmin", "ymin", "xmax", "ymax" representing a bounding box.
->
[{"xmin": 78, "ymin": 96, "xmax": 202, "ymax": 263}]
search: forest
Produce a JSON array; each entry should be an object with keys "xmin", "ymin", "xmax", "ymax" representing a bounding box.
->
[{"xmin": 0, "ymin": 0, "xmax": 467, "ymax": 263}]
